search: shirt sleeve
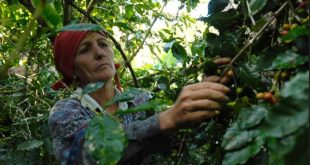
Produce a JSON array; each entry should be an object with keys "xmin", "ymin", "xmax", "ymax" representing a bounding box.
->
[
  {"xmin": 119, "ymin": 114, "xmax": 170, "ymax": 164},
  {"xmin": 119, "ymin": 91, "xmax": 170, "ymax": 164}
]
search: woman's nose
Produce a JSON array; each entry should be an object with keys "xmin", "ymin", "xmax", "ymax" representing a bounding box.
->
[
  {"xmin": 95, "ymin": 52, "xmax": 104, "ymax": 60},
  {"xmin": 93, "ymin": 45, "xmax": 104, "ymax": 60}
]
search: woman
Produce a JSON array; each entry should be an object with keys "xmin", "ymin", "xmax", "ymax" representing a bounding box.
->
[{"xmin": 49, "ymin": 24, "xmax": 231, "ymax": 164}]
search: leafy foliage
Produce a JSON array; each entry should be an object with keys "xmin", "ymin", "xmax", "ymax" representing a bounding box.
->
[{"xmin": 85, "ymin": 115, "xmax": 127, "ymax": 165}]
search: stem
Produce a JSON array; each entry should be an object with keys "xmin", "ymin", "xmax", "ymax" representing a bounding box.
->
[
  {"xmin": 63, "ymin": 0, "xmax": 72, "ymax": 25},
  {"xmin": 80, "ymin": 0, "xmax": 97, "ymax": 23},
  {"xmin": 69, "ymin": 1, "xmax": 139, "ymax": 87},
  {"xmin": 220, "ymin": 2, "xmax": 288, "ymax": 79},
  {"xmin": 120, "ymin": 1, "xmax": 168, "ymax": 77},
  {"xmin": 246, "ymin": 0, "xmax": 256, "ymax": 25},
  {"xmin": 147, "ymin": 42, "xmax": 170, "ymax": 71}
]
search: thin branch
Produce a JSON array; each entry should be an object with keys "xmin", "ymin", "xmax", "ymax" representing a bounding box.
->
[
  {"xmin": 80, "ymin": 0, "xmax": 97, "ymax": 23},
  {"xmin": 146, "ymin": 42, "xmax": 170, "ymax": 71},
  {"xmin": 220, "ymin": 2, "xmax": 288, "ymax": 78},
  {"xmin": 68, "ymin": 1, "xmax": 139, "ymax": 87},
  {"xmin": 0, "ymin": 88, "xmax": 26, "ymax": 95},
  {"xmin": 18, "ymin": 0, "xmax": 34, "ymax": 13},
  {"xmin": 63, "ymin": 0, "xmax": 72, "ymax": 25},
  {"xmin": 18, "ymin": 0, "xmax": 49, "ymax": 30},
  {"xmin": 120, "ymin": 1, "xmax": 168, "ymax": 77},
  {"xmin": 246, "ymin": 0, "xmax": 256, "ymax": 25}
]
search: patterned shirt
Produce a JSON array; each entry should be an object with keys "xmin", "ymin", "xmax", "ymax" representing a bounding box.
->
[{"xmin": 49, "ymin": 88, "xmax": 168, "ymax": 165}]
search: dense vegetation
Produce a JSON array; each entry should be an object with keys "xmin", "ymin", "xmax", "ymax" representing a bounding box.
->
[{"xmin": 0, "ymin": 0, "xmax": 309, "ymax": 164}]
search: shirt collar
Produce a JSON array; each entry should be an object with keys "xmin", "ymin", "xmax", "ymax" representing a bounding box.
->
[{"xmin": 70, "ymin": 87, "xmax": 128, "ymax": 115}]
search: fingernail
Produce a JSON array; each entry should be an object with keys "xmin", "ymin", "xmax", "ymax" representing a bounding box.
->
[{"xmin": 215, "ymin": 110, "xmax": 220, "ymax": 115}]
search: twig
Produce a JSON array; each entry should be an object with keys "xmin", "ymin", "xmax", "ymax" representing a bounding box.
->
[
  {"xmin": 220, "ymin": 2, "xmax": 288, "ymax": 79},
  {"xmin": 69, "ymin": 1, "xmax": 139, "ymax": 87},
  {"xmin": 120, "ymin": 1, "xmax": 168, "ymax": 77},
  {"xmin": 0, "ymin": 88, "xmax": 26, "ymax": 95},
  {"xmin": 63, "ymin": 0, "xmax": 72, "ymax": 25},
  {"xmin": 246, "ymin": 0, "xmax": 256, "ymax": 25},
  {"xmin": 176, "ymin": 134, "xmax": 187, "ymax": 165},
  {"xmin": 80, "ymin": 0, "xmax": 97, "ymax": 23},
  {"xmin": 146, "ymin": 42, "xmax": 170, "ymax": 71}
]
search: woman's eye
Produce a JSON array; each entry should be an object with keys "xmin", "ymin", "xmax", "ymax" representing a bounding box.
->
[
  {"xmin": 99, "ymin": 42, "xmax": 108, "ymax": 48},
  {"xmin": 78, "ymin": 47, "xmax": 89, "ymax": 54}
]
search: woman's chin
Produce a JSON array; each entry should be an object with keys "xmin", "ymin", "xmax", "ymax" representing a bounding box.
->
[{"xmin": 95, "ymin": 74, "xmax": 114, "ymax": 82}]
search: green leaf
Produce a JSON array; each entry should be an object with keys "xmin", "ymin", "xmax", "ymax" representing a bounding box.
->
[
  {"xmin": 236, "ymin": 64, "xmax": 264, "ymax": 89},
  {"xmin": 17, "ymin": 139, "xmax": 43, "ymax": 151},
  {"xmin": 222, "ymin": 123, "xmax": 260, "ymax": 151},
  {"xmin": 251, "ymin": 17, "xmax": 267, "ymax": 32},
  {"xmin": 163, "ymin": 40, "xmax": 189, "ymax": 64},
  {"xmin": 6, "ymin": 0, "xmax": 18, "ymax": 5},
  {"xmin": 163, "ymin": 40, "xmax": 176, "ymax": 52},
  {"xmin": 61, "ymin": 23, "xmax": 103, "ymax": 31},
  {"xmin": 125, "ymin": 5, "xmax": 134, "ymax": 18},
  {"xmin": 108, "ymin": 88, "xmax": 150, "ymax": 105},
  {"xmin": 115, "ymin": 22, "xmax": 134, "ymax": 32},
  {"xmin": 54, "ymin": 0, "xmax": 62, "ymax": 13},
  {"xmin": 199, "ymin": 10, "xmax": 240, "ymax": 30},
  {"xmin": 267, "ymin": 134, "xmax": 297, "ymax": 165},
  {"xmin": 222, "ymin": 137, "xmax": 264, "ymax": 165},
  {"xmin": 237, "ymin": 105, "xmax": 268, "ymax": 129},
  {"xmin": 42, "ymin": 3, "xmax": 61, "ymax": 27},
  {"xmin": 85, "ymin": 115, "xmax": 127, "ymax": 165},
  {"xmin": 281, "ymin": 71, "xmax": 309, "ymax": 100},
  {"xmin": 208, "ymin": 0, "xmax": 229, "ymax": 15},
  {"xmin": 281, "ymin": 26, "xmax": 310, "ymax": 42},
  {"xmin": 269, "ymin": 50, "xmax": 308, "ymax": 70},
  {"xmin": 82, "ymin": 81, "xmax": 105, "ymax": 95},
  {"xmin": 185, "ymin": 0, "xmax": 199, "ymax": 11},
  {"xmin": 248, "ymin": 0, "xmax": 268, "ymax": 15},
  {"xmin": 171, "ymin": 42, "xmax": 189, "ymax": 64},
  {"xmin": 191, "ymin": 39, "xmax": 206, "ymax": 56},
  {"xmin": 115, "ymin": 99, "xmax": 167, "ymax": 115}
]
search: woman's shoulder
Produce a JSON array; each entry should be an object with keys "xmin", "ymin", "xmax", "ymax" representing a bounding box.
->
[
  {"xmin": 49, "ymin": 97, "xmax": 94, "ymax": 122},
  {"xmin": 48, "ymin": 98, "xmax": 94, "ymax": 135},
  {"xmin": 51, "ymin": 98, "xmax": 83, "ymax": 113}
]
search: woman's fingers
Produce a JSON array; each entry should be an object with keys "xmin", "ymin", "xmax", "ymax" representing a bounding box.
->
[
  {"xmin": 185, "ymin": 110, "xmax": 218, "ymax": 122},
  {"xmin": 213, "ymin": 57, "xmax": 231, "ymax": 65},
  {"xmin": 219, "ymin": 75, "xmax": 231, "ymax": 84},
  {"xmin": 188, "ymin": 88, "xmax": 229, "ymax": 102},
  {"xmin": 189, "ymin": 99, "xmax": 223, "ymax": 111},
  {"xmin": 203, "ymin": 57, "xmax": 233, "ymax": 84},
  {"xmin": 202, "ymin": 75, "xmax": 220, "ymax": 82},
  {"xmin": 183, "ymin": 82, "xmax": 230, "ymax": 94}
]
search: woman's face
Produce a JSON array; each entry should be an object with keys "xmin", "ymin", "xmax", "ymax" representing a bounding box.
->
[{"xmin": 74, "ymin": 32, "xmax": 115, "ymax": 86}]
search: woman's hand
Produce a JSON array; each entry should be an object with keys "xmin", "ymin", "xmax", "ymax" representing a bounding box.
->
[
  {"xmin": 202, "ymin": 57, "xmax": 232, "ymax": 84},
  {"xmin": 159, "ymin": 81, "xmax": 230, "ymax": 132}
]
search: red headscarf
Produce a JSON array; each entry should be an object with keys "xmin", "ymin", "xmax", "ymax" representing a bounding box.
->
[
  {"xmin": 52, "ymin": 31, "xmax": 89, "ymax": 90},
  {"xmin": 52, "ymin": 29, "xmax": 123, "ymax": 91}
]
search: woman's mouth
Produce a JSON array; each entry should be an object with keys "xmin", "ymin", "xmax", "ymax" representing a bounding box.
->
[{"xmin": 96, "ymin": 64, "xmax": 109, "ymax": 71}]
